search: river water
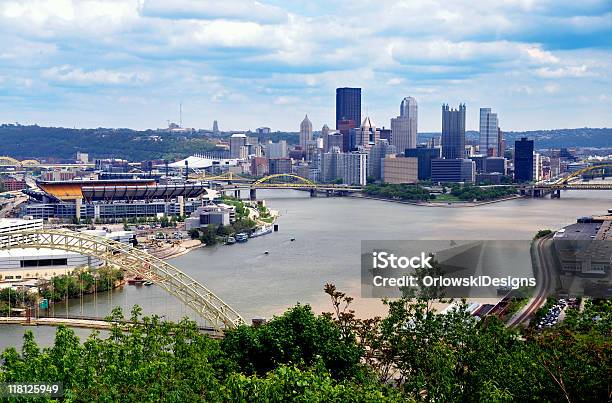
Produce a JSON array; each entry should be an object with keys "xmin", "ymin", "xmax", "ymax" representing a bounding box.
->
[{"xmin": 1, "ymin": 189, "xmax": 610, "ymax": 350}]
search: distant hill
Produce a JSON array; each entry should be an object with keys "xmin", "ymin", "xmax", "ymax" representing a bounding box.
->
[
  {"xmin": 1, "ymin": 124, "xmax": 609, "ymax": 162},
  {"xmin": 419, "ymin": 128, "xmax": 612, "ymax": 149},
  {"xmin": 0, "ymin": 124, "xmax": 218, "ymax": 161}
]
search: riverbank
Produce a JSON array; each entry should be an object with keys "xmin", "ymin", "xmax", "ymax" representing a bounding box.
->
[{"xmin": 349, "ymin": 193, "xmax": 525, "ymax": 207}]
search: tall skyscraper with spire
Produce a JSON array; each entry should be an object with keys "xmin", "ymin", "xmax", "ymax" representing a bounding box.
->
[
  {"xmin": 390, "ymin": 96, "xmax": 418, "ymax": 154},
  {"xmin": 479, "ymin": 108, "xmax": 499, "ymax": 156},
  {"xmin": 441, "ymin": 103, "xmax": 466, "ymax": 159},
  {"xmin": 300, "ymin": 115, "xmax": 312, "ymax": 149}
]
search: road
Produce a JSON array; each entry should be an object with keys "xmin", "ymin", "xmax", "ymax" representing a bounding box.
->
[{"xmin": 507, "ymin": 236, "xmax": 554, "ymax": 327}]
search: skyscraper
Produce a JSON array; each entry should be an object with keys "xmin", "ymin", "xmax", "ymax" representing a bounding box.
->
[
  {"xmin": 229, "ymin": 133, "xmax": 247, "ymax": 159},
  {"xmin": 514, "ymin": 137, "xmax": 534, "ymax": 182},
  {"xmin": 336, "ymin": 87, "xmax": 361, "ymax": 130},
  {"xmin": 368, "ymin": 140, "xmax": 397, "ymax": 181},
  {"xmin": 391, "ymin": 97, "xmax": 418, "ymax": 154},
  {"xmin": 354, "ymin": 117, "xmax": 379, "ymax": 150},
  {"xmin": 212, "ymin": 120, "xmax": 219, "ymax": 134},
  {"xmin": 479, "ymin": 108, "xmax": 499, "ymax": 157},
  {"xmin": 441, "ymin": 103, "xmax": 466, "ymax": 159},
  {"xmin": 300, "ymin": 115, "xmax": 312, "ymax": 149}
]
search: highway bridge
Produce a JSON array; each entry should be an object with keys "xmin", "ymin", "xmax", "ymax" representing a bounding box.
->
[{"xmin": 192, "ymin": 173, "xmax": 363, "ymax": 199}]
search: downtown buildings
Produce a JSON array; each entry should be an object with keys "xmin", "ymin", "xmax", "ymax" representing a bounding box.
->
[{"xmin": 391, "ymin": 97, "xmax": 418, "ymax": 154}]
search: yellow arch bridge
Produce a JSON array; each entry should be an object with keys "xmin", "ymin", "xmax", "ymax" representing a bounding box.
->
[
  {"xmin": 0, "ymin": 156, "xmax": 40, "ymax": 168},
  {"xmin": 0, "ymin": 230, "xmax": 243, "ymax": 333}
]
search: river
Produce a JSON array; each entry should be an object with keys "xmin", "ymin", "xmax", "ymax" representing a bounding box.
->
[{"xmin": 1, "ymin": 189, "xmax": 610, "ymax": 350}]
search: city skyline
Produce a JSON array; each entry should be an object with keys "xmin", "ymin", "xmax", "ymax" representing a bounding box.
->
[{"xmin": 0, "ymin": 0, "xmax": 610, "ymax": 132}]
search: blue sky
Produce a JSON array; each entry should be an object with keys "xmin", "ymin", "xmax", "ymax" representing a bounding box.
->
[{"xmin": 0, "ymin": 0, "xmax": 610, "ymax": 132}]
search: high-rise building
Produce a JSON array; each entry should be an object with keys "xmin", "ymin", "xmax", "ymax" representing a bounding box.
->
[
  {"xmin": 336, "ymin": 87, "xmax": 361, "ymax": 130},
  {"xmin": 368, "ymin": 140, "xmax": 397, "ymax": 181},
  {"xmin": 265, "ymin": 140, "xmax": 288, "ymax": 159},
  {"xmin": 338, "ymin": 119, "xmax": 356, "ymax": 152},
  {"xmin": 212, "ymin": 120, "xmax": 219, "ymax": 134},
  {"xmin": 382, "ymin": 156, "xmax": 418, "ymax": 184},
  {"xmin": 441, "ymin": 103, "xmax": 466, "ymax": 159},
  {"xmin": 514, "ymin": 137, "xmax": 534, "ymax": 182},
  {"xmin": 431, "ymin": 158, "xmax": 475, "ymax": 183},
  {"xmin": 390, "ymin": 97, "xmax": 417, "ymax": 154},
  {"xmin": 325, "ymin": 131, "xmax": 344, "ymax": 153},
  {"xmin": 497, "ymin": 128, "xmax": 505, "ymax": 157},
  {"xmin": 354, "ymin": 117, "xmax": 379, "ymax": 150},
  {"xmin": 405, "ymin": 146, "xmax": 441, "ymax": 180},
  {"xmin": 321, "ymin": 148, "xmax": 367, "ymax": 186},
  {"xmin": 300, "ymin": 115, "xmax": 312, "ymax": 149},
  {"xmin": 533, "ymin": 152, "xmax": 542, "ymax": 182},
  {"xmin": 229, "ymin": 133, "xmax": 247, "ymax": 159},
  {"xmin": 479, "ymin": 108, "xmax": 499, "ymax": 157},
  {"xmin": 269, "ymin": 158, "xmax": 292, "ymax": 175}
]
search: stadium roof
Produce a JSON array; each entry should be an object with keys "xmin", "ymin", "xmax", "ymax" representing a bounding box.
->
[{"xmin": 81, "ymin": 183, "xmax": 209, "ymax": 201}]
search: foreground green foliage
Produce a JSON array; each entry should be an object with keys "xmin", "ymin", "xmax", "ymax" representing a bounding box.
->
[{"xmin": 0, "ymin": 289, "xmax": 609, "ymax": 402}]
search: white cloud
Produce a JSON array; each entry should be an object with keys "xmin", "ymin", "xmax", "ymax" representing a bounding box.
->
[
  {"xmin": 139, "ymin": 0, "xmax": 288, "ymax": 24},
  {"xmin": 535, "ymin": 65, "xmax": 590, "ymax": 78},
  {"xmin": 42, "ymin": 65, "xmax": 149, "ymax": 85}
]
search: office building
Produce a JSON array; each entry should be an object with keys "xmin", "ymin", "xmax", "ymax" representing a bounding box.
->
[
  {"xmin": 336, "ymin": 87, "xmax": 361, "ymax": 130},
  {"xmin": 514, "ymin": 137, "xmax": 534, "ymax": 182},
  {"xmin": 229, "ymin": 133, "xmax": 247, "ymax": 158},
  {"xmin": 469, "ymin": 155, "xmax": 487, "ymax": 173},
  {"xmin": 338, "ymin": 119, "xmax": 356, "ymax": 152},
  {"xmin": 250, "ymin": 157, "xmax": 269, "ymax": 176},
  {"xmin": 382, "ymin": 156, "xmax": 418, "ymax": 184},
  {"xmin": 324, "ymin": 130, "xmax": 343, "ymax": 153},
  {"xmin": 431, "ymin": 158, "xmax": 475, "ymax": 183},
  {"xmin": 354, "ymin": 117, "xmax": 379, "ymax": 150},
  {"xmin": 497, "ymin": 128, "xmax": 505, "ymax": 157},
  {"xmin": 321, "ymin": 149, "xmax": 367, "ymax": 186},
  {"xmin": 379, "ymin": 127, "xmax": 392, "ymax": 143},
  {"xmin": 368, "ymin": 140, "xmax": 397, "ymax": 181},
  {"xmin": 256, "ymin": 127, "xmax": 270, "ymax": 135},
  {"xmin": 265, "ymin": 140, "xmax": 288, "ymax": 159},
  {"xmin": 390, "ymin": 97, "xmax": 417, "ymax": 154},
  {"xmin": 405, "ymin": 146, "xmax": 441, "ymax": 181},
  {"xmin": 479, "ymin": 108, "xmax": 499, "ymax": 157},
  {"xmin": 533, "ymin": 152, "xmax": 542, "ymax": 182},
  {"xmin": 441, "ymin": 103, "xmax": 466, "ymax": 159},
  {"xmin": 269, "ymin": 158, "xmax": 292, "ymax": 175},
  {"xmin": 76, "ymin": 151, "xmax": 89, "ymax": 164},
  {"xmin": 485, "ymin": 157, "xmax": 506, "ymax": 174},
  {"xmin": 212, "ymin": 120, "xmax": 219, "ymax": 134},
  {"xmin": 300, "ymin": 115, "xmax": 312, "ymax": 149}
]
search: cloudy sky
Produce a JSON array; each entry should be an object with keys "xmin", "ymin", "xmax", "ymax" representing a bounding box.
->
[{"xmin": 0, "ymin": 0, "xmax": 610, "ymax": 132}]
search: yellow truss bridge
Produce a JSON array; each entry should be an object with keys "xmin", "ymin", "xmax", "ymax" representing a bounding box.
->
[
  {"xmin": 539, "ymin": 164, "xmax": 612, "ymax": 189},
  {"xmin": 0, "ymin": 230, "xmax": 244, "ymax": 332},
  {"xmin": 0, "ymin": 156, "xmax": 40, "ymax": 168}
]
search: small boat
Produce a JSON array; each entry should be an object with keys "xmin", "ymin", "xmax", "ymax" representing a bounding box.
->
[
  {"xmin": 143, "ymin": 281, "xmax": 154, "ymax": 286},
  {"xmin": 235, "ymin": 233, "xmax": 249, "ymax": 243},
  {"xmin": 290, "ymin": 237, "xmax": 295, "ymax": 242},
  {"xmin": 264, "ymin": 250, "xmax": 269, "ymax": 255},
  {"xmin": 250, "ymin": 226, "xmax": 273, "ymax": 238},
  {"xmin": 226, "ymin": 237, "xmax": 236, "ymax": 245},
  {"xmin": 128, "ymin": 276, "xmax": 145, "ymax": 285}
]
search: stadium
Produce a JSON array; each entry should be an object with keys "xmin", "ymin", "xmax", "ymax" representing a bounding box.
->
[{"xmin": 22, "ymin": 179, "xmax": 215, "ymax": 221}]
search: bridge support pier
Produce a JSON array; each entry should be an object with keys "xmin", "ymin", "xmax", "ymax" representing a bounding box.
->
[
  {"xmin": 326, "ymin": 190, "xmax": 331, "ymax": 197},
  {"xmin": 234, "ymin": 189, "xmax": 241, "ymax": 199},
  {"xmin": 551, "ymin": 189, "xmax": 561, "ymax": 199},
  {"xmin": 250, "ymin": 188, "xmax": 257, "ymax": 201},
  {"xmin": 310, "ymin": 189, "xmax": 317, "ymax": 197}
]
